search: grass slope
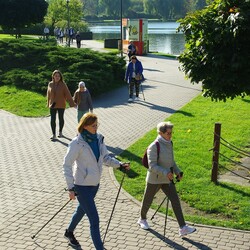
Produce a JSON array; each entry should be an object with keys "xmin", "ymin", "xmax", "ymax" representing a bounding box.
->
[{"xmin": 115, "ymin": 94, "xmax": 250, "ymax": 230}]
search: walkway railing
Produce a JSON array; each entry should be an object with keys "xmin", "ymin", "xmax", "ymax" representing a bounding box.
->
[{"xmin": 211, "ymin": 123, "xmax": 250, "ymax": 184}]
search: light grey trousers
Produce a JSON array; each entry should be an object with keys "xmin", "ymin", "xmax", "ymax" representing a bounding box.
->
[{"xmin": 140, "ymin": 182, "xmax": 186, "ymax": 228}]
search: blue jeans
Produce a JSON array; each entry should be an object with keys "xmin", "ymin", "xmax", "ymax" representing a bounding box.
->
[
  {"xmin": 77, "ymin": 110, "xmax": 88, "ymax": 123},
  {"xmin": 67, "ymin": 184, "xmax": 103, "ymax": 250}
]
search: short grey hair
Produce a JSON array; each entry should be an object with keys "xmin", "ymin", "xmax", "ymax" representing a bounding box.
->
[{"xmin": 157, "ymin": 121, "xmax": 174, "ymax": 133}]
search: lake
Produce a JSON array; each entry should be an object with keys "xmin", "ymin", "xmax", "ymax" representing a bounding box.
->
[{"xmin": 89, "ymin": 21, "xmax": 185, "ymax": 55}]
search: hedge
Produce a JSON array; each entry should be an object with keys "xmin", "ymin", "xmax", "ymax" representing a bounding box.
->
[{"xmin": 0, "ymin": 39, "xmax": 126, "ymax": 96}]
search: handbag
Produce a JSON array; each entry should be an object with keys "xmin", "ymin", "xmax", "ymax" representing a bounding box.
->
[{"xmin": 135, "ymin": 74, "xmax": 142, "ymax": 81}]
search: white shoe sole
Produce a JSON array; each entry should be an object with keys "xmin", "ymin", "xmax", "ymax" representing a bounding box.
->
[
  {"xmin": 137, "ymin": 222, "xmax": 149, "ymax": 230},
  {"xmin": 180, "ymin": 228, "xmax": 196, "ymax": 237}
]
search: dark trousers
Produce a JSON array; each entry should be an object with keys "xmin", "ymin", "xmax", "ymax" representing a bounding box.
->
[
  {"xmin": 140, "ymin": 182, "xmax": 186, "ymax": 228},
  {"xmin": 50, "ymin": 108, "xmax": 65, "ymax": 135},
  {"xmin": 129, "ymin": 78, "xmax": 140, "ymax": 98}
]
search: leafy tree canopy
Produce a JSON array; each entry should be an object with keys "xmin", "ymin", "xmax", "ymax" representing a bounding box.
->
[
  {"xmin": 45, "ymin": 0, "xmax": 85, "ymax": 30},
  {"xmin": 178, "ymin": 0, "xmax": 250, "ymax": 101},
  {"xmin": 0, "ymin": 0, "xmax": 48, "ymax": 34}
]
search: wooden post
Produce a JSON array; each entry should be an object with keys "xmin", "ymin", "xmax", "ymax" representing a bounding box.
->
[{"xmin": 211, "ymin": 123, "xmax": 221, "ymax": 184}]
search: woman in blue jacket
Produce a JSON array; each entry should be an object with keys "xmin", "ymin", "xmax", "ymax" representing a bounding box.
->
[{"xmin": 125, "ymin": 55, "xmax": 144, "ymax": 102}]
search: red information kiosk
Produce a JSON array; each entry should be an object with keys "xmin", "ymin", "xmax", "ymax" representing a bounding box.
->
[{"xmin": 122, "ymin": 18, "xmax": 148, "ymax": 56}]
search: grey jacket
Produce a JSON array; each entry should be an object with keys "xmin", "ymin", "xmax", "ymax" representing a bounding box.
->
[
  {"xmin": 73, "ymin": 89, "xmax": 93, "ymax": 112},
  {"xmin": 63, "ymin": 134, "xmax": 121, "ymax": 189},
  {"xmin": 146, "ymin": 135, "xmax": 181, "ymax": 184}
]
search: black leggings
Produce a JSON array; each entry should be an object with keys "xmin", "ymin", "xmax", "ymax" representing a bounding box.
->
[{"xmin": 50, "ymin": 108, "xmax": 65, "ymax": 135}]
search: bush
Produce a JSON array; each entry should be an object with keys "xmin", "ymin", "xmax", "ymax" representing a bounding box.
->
[{"xmin": 0, "ymin": 39, "xmax": 126, "ymax": 96}]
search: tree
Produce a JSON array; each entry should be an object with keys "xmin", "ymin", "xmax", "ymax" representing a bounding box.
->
[
  {"xmin": 45, "ymin": 0, "xmax": 85, "ymax": 31},
  {"xmin": 143, "ymin": 0, "xmax": 192, "ymax": 20},
  {"xmin": 100, "ymin": 0, "xmax": 119, "ymax": 18},
  {"xmin": 99, "ymin": 0, "xmax": 130, "ymax": 18},
  {"xmin": 178, "ymin": 0, "xmax": 250, "ymax": 101},
  {"xmin": 82, "ymin": 0, "xmax": 99, "ymax": 16},
  {"xmin": 0, "ymin": 0, "xmax": 48, "ymax": 37}
]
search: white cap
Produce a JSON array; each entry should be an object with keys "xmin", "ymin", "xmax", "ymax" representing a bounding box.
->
[{"xmin": 79, "ymin": 81, "xmax": 85, "ymax": 88}]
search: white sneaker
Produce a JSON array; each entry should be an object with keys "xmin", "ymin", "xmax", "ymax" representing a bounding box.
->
[
  {"xmin": 137, "ymin": 219, "xmax": 150, "ymax": 230},
  {"xmin": 134, "ymin": 97, "xmax": 140, "ymax": 101},
  {"xmin": 179, "ymin": 225, "xmax": 196, "ymax": 237},
  {"xmin": 128, "ymin": 98, "xmax": 133, "ymax": 102}
]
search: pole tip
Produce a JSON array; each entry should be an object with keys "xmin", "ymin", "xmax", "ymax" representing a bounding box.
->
[{"xmin": 31, "ymin": 235, "xmax": 35, "ymax": 239}]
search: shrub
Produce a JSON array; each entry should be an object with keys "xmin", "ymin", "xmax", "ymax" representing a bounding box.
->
[{"xmin": 0, "ymin": 39, "xmax": 126, "ymax": 96}]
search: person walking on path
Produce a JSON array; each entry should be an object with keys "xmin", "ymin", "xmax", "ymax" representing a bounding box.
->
[
  {"xmin": 47, "ymin": 70, "xmax": 75, "ymax": 140},
  {"xmin": 137, "ymin": 121, "xmax": 196, "ymax": 237},
  {"xmin": 43, "ymin": 26, "xmax": 50, "ymax": 40},
  {"xmin": 62, "ymin": 113, "xmax": 130, "ymax": 249},
  {"xmin": 75, "ymin": 31, "xmax": 81, "ymax": 48},
  {"xmin": 125, "ymin": 55, "xmax": 144, "ymax": 102},
  {"xmin": 127, "ymin": 40, "xmax": 137, "ymax": 59},
  {"xmin": 73, "ymin": 81, "xmax": 93, "ymax": 122}
]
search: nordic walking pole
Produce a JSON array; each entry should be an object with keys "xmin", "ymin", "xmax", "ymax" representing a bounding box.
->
[
  {"xmin": 164, "ymin": 196, "xmax": 170, "ymax": 239},
  {"xmin": 163, "ymin": 167, "xmax": 175, "ymax": 238},
  {"xmin": 31, "ymin": 199, "xmax": 71, "ymax": 239},
  {"xmin": 140, "ymin": 83, "xmax": 145, "ymax": 101},
  {"xmin": 103, "ymin": 168, "xmax": 127, "ymax": 243},
  {"xmin": 151, "ymin": 168, "xmax": 183, "ymax": 220},
  {"xmin": 151, "ymin": 196, "xmax": 167, "ymax": 220}
]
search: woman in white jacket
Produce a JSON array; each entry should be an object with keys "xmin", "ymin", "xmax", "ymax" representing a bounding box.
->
[{"xmin": 63, "ymin": 113, "xmax": 130, "ymax": 249}]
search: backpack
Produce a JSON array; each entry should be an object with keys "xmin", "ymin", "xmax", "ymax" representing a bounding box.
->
[{"xmin": 142, "ymin": 141, "xmax": 160, "ymax": 168}]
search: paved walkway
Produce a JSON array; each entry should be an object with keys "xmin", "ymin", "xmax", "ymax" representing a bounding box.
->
[{"xmin": 0, "ymin": 41, "xmax": 249, "ymax": 250}]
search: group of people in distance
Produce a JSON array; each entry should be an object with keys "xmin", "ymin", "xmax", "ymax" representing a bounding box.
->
[
  {"xmin": 53, "ymin": 26, "xmax": 80, "ymax": 47},
  {"xmin": 46, "ymin": 39, "xmax": 196, "ymax": 249}
]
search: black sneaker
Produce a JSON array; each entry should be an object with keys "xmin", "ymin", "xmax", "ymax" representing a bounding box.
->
[{"xmin": 64, "ymin": 229, "xmax": 80, "ymax": 247}]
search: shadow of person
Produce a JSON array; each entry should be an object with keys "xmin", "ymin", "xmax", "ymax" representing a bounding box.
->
[
  {"xmin": 148, "ymin": 228, "xmax": 188, "ymax": 250},
  {"xmin": 56, "ymin": 139, "xmax": 69, "ymax": 147},
  {"xmin": 60, "ymin": 135, "xmax": 72, "ymax": 141},
  {"xmin": 182, "ymin": 237, "xmax": 213, "ymax": 250}
]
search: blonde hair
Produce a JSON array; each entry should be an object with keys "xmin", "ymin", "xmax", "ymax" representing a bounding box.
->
[{"xmin": 78, "ymin": 113, "xmax": 98, "ymax": 133}]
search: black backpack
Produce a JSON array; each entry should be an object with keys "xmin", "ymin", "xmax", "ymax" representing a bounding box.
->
[{"xmin": 142, "ymin": 141, "xmax": 160, "ymax": 168}]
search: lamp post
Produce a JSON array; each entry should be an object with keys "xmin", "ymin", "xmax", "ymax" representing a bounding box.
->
[
  {"xmin": 66, "ymin": 0, "xmax": 70, "ymax": 47},
  {"xmin": 120, "ymin": 0, "xmax": 123, "ymax": 57}
]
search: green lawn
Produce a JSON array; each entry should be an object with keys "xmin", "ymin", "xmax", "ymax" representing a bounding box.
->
[
  {"xmin": 0, "ymin": 46, "xmax": 249, "ymax": 230},
  {"xmin": 0, "ymin": 34, "xmax": 38, "ymax": 40},
  {"xmin": 1, "ymin": 85, "xmax": 249, "ymax": 230},
  {"xmin": 115, "ymin": 94, "xmax": 250, "ymax": 230},
  {"xmin": 0, "ymin": 85, "xmax": 48, "ymax": 117}
]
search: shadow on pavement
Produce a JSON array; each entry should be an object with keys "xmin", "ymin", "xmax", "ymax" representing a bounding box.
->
[
  {"xmin": 183, "ymin": 237, "xmax": 212, "ymax": 250},
  {"xmin": 149, "ymin": 228, "xmax": 188, "ymax": 250}
]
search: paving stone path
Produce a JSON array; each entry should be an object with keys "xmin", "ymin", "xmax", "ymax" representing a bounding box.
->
[{"xmin": 0, "ymin": 41, "xmax": 249, "ymax": 250}]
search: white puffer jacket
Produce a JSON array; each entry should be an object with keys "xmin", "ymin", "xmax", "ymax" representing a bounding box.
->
[{"xmin": 63, "ymin": 134, "xmax": 121, "ymax": 189}]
